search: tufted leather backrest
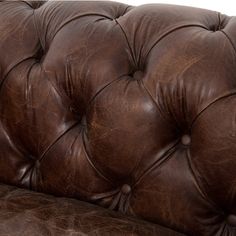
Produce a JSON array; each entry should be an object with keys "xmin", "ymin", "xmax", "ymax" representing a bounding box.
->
[{"xmin": 1, "ymin": 1, "xmax": 236, "ymax": 235}]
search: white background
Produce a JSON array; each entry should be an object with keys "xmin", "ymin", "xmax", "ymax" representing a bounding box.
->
[{"xmin": 116, "ymin": 0, "xmax": 236, "ymax": 16}]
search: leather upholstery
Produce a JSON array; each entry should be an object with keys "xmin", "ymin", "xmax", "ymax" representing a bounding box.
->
[
  {"xmin": 0, "ymin": 183, "xmax": 184, "ymax": 235},
  {"xmin": 0, "ymin": 1, "xmax": 236, "ymax": 235}
]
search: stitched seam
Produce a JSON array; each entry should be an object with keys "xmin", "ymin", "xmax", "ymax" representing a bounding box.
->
[
  {"xmin": 46, "ymin": 13, "xmax": 114, "ymax": 51},
  {"xmin": 120, "ymin": 81, "xmax": 151, "ymax": 179},
  {"xmin": 190, "ymin": 92, "xmax": 236, "ymax": 130},
  {"xmin": 134, "ymin": 140, "xmax": 179, "ymax": 187},
  {"xmin": 65, "ymin": 55, "xmax": 130, "ymax": 116},
  {"xmin": 186, "ymin": 149, "xmax": 222, "ymax": 212},
  {"xmin": 115, "ymin": 19, "xmax": 137, "ymax": 68},
  {"xmin": 220, "ymin": 29, "xmax": 236, "ymax": 58},
  {"xmin": 86, "ymin": 74, "xmax": 129, "ymax": 111},
  {"xmin": 0, "ymin": 58, "xmax": 35, "ymax": 95},
  {"xmin": 33, "ymin": 8, "xmax": 45, "ymax": 51},
  {"xmin": 85, "ymin": 79, "xmax": 146, "ymax": 183},
  {"xmin": 41, "ymin": 61, "xmax": 76, "ymax": 111},
  {"xmin": 141, "ymin": 80, "xmax": 179, "ymax": 130},
  {"xmin": 0, "ymin": 10, "xmax": 40, "ymax": 93},
  {"xmin": 57, "ymin": 13, "xmax": 114, "ymax": 29},
  {"xmin": 144, "ymin": 24, "xmax": 209, "ymax": 61},
  {"xmin": 190, "ymin": 27, "xmax": 236, "ymax": 130},
  {"xmin": 39, "ymin": 121, "xmax": 80, "ymax": 162},
  {"xmin": 82, "ymin": 130, "xmax": 113, "ymax": 184}
]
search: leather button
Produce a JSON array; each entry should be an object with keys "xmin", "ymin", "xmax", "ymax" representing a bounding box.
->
[
  {"xmin": 121, "ymin": 184, "xmax": 131, "ymax": 195},
  {"xmin": 133, "ymin": 71, "xmax": 144, "ymax": 80},
  {"xmin": 227, "ymin": 214, "xmax": 236, "ymax": 227},
  {"xmin": 181, "ymin": 134, "xmax": 191, "ymax": 145}
]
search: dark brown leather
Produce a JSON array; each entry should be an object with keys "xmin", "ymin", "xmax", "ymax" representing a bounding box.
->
[
  {"xmin": 0, "ymin": 0, "xmax": 236, "ymax": 235},
  {"xmin": 0, "ymin": 183, "xmax": 185, "ymax": 236}
]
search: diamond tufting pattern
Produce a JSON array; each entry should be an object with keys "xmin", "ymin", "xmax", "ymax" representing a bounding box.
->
[{"xmin": 0, "ymin": 1, "xmax": 236, "ymax": 235}]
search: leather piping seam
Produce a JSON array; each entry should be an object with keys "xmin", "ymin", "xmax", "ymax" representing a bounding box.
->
[
  {"xmin": 33, "ymin": 8, "xmax": 45, "ymax": 52},
  {"xmin": 144, "ymin": 24, "xmax": 209, "ymax": 61},
  {"xmin": 220, "ymin": 29, "xmax": 236, "ymax": 58},
  {"xmin": 127, "ymin": 80, "xmax": 178, "ymax": 180},
  {"xmin": 86, "ymin": 74, "xmax": 129, "ymax": 109},
  {"xmin": 41, "ymin": 62, "xmax": 77, "ymax": 111},
  {"xmin": 115, "ymin": 19, "xmax": 138, "ymax": 68},
  {"xmin": 0, "ymin": 10, "xmax": 40, "ymax": 92},
  {"xmin": 186, "ymin": 148, "xmax": 222, "ymax": 212},
  {"xmin": 84, "ymin": 77, "xmax": 145, "ymax": 183},
  {"xmin": 0, "ymin": 58, "xmax": 36, "ymax": 95},
  {"xmin": 82, "ymin": 129, "xmax": 113, "ymax": 184},
  {"xmin": 190, "ymin": 92, "xmax": 236, "ymax": 130},
  {"xmin": 134, "ymin": 140, "xmax": 179, "ymax": 187},
  {"xmin": 38, "ymin": 121, "xmax": 80, "ymax": 162},
  {"xmin": 43, "ymin": 13, "xmax": 114, "ymax": 52},
  {"xmin": 141, "ymin": 80, "xmax": 180, "ymax": 130}
]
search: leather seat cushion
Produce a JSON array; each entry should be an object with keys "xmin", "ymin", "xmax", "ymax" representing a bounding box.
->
[{"xmin": 0, "ymin": 184, "xmax": 184, "ymax": 236}]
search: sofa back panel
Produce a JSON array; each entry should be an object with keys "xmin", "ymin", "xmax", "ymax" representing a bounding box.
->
[{"xmin": 0, "ymin": 1, "xmax": 236, "ymax": 235}]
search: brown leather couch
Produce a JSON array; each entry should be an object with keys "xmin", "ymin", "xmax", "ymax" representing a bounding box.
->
[{"xmin": 0, "ymin": 1, "xmax": 236, "ymax": 235}]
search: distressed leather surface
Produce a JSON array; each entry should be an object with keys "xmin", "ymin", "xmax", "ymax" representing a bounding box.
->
[
  {"xmin": 0, "ymin": 1, "xmax": 236, "ymax": 235},
  {"xmin": 0, "ymin": 183, "xmax": 184, "ymax": 236}
]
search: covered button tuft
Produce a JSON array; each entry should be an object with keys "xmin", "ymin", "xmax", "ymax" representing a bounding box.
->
[
  {"xmin": 181, "ymin": 134, "xmax": 191, "ymax": 146},
  {"xmin": 121, "ymin": 184, "xmax": 131, "ymax": 195}
]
